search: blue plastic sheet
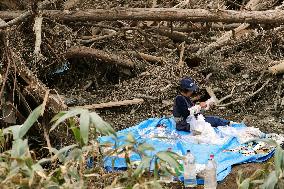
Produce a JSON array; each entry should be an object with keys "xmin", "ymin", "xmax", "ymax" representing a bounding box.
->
[{"xmin": 99, "ymin": 118, "xmax": 274, "ymax": 183}]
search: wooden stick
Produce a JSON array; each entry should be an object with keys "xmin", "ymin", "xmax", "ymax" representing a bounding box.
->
[
  {"xmin": 33, "ymin": 14, "xmax": 43, "ymax": 61},
  {"xmin": 121, "ymin": 51, "xmax": 164, "ymax": 64},
  {"xmin": 178, "ymin": 41, "xmax": 186, "ymax": 67},
  {"xmin": 3, "ymin": 9, "xmax": 284, "ymax": 24},
  {"xmin": 268, "ymin": 61, "xmax": 284, "ymax": 74},
  {"xmin": 74, "ymin": 98, "xmax": 144, "ymax": 109},
  {"xmin": 80, "ymin": 31, "xmax": 120, "ymax": 44},
  {"xmin": 66, "ymin": 46, "xmax": 135, "ymax": 68}
]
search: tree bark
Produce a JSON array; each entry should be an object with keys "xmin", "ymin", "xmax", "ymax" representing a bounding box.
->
[
  {"xmin": 66, "ymin": 46, "xmax": 135, "ymax": 68},
  {"xmin": 2, "ymin": 9, "xmax": 284, "ymax": 24}
]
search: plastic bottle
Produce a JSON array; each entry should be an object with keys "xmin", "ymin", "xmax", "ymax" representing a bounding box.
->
[
  {"xmin": 160, "ymin": 148, "xmax": 174, "ymax": 183},
  {"xmin": 183, "ymin": 150, "xmax": 197, "ymax": 187},
  {"xmin": 204, "ymin": 154, "xmax": 217, "ymax": 189}
]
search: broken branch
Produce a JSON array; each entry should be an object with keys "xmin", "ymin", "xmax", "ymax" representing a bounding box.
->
[
  {"xmin": 0, "ymin": 11, "xmax": 31, "ymax": 29},
  {"xmin": 65, "ymin": 46, "xmax": 135, "ymax": 68},
  {"xmin": 74, "ymin": 98, "xmax": 144, "ymax": 109}
]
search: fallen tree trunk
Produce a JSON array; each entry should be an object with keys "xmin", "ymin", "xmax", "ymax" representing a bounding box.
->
[
  {"xmin": 2, "ymin": 9, "xmax": 284, "ymax": 24},
  {"xmin": 74, "ymin": 98, "xmax": 144, "ymax": 109},
  {"xmin": 196, "ymin": 0, "xmax": 278, "ymax": 57},
  {"xmin": 66, "ymin": 46, "xmax": 135, "ymax": 68}
]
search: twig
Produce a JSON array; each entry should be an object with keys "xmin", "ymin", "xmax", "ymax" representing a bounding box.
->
[
  {"xmin": 178, "ymin": 41, "xmax": 186, "ymax": 68},
  {"xmin": 80, "ymin": 31, "xmax": 120, "ymax": 44},
  {"xmin": 218, "ymin": 86, "xmax": 236, "ymax": 104},
  {"xmin": 219, "ymin": 78, "xmax": 271, "ymax": 107},
  {"xmin": 274, "ymin": 80, "xmax": 283, "ymax": 110},
  {"xmin": 0, "ymin": 11, "xmax": 31, "ymax": 29},
  {"xmin": 33, "ymin": 14, "xmax": 43, "ymax": 61}
]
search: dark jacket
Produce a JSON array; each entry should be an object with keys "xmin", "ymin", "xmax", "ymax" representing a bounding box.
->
[{"xmin": 173, "ymin": 95, "xmax": 194, "ymax": 131}]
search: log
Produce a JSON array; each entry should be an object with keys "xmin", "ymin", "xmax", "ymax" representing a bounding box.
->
[
  {"xmin": 2, "ymin": 9, "xmax": 284, "ymax": 24},
  {"xmin": 75, "ymin": 98, "xmax": 144, "ymax": 109},
  {"xmin": 66, "ymin": 46, "xmax": 135, "ymax": 68},
  {"xmin": 196, "ymin": 0, "xmax": 278, "ymax": 57},
  {"xmin": 268, "ymin": 61, "xmax": 284, "ymax": 75}
]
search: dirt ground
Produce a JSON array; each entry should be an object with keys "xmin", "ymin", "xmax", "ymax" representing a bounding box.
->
[{"xmin": 2, "ymin": 0, "xmax": 284, "ymax": 188}]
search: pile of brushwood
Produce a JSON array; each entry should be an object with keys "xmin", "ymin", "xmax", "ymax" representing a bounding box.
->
[{"xmin": 2, "ymin": 0, "xmax": 284, "ymax": 188}]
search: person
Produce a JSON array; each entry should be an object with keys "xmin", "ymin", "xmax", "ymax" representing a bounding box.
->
[{"xmin": 173, "ymin": 78, "xmax": 230, "ymax": 132}]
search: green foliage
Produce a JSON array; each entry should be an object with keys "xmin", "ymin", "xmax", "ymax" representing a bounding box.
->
[
  {"xmin": 0, "ymin": 105, "xmax": 181, "ymax": 189},
  {"xmin": 237, "ymin": 143, "xmax": 284, "ymax": 189}
]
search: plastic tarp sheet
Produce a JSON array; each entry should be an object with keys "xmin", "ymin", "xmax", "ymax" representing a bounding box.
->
[{"xmin": 99, "ymin": 118, "xmax": 274, "ymax": 184}]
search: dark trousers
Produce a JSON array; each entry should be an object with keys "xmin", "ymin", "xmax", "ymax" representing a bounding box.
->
[{"xmin": 204, "ymin": 116, "xmax": 230, "ymax": 127}]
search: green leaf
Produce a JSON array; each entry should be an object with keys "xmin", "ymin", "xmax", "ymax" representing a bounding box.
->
[
  {"xmin": 260, "ymin": 171, "xmax": 278, "ymax": 189},
  {"xmin": 126, "ymin": 133, "xmax": 136, "ymax": 144},
  {"xmin": 53, "ymin": 144, "xmax": 77, "ymax": 162},
  {"xmin": 79, "ymin": 109, "xmax": 90, "ymax": 145},
  {"xmin": 71, "ymin": 126, "xmax": 82, "ymax": 144},
  {"xmin": 89, "ymin": 112, "xmax": 116, "ymax": 136},
  {"xmin": 50, "ymin": 111, "xmax": 67, "ymax": 123},
  {"xmin": 50, "ymin": 109, "xmax": 84, "ymax": 132},
  {"xmin": 133, "ymin": 157, "xmax": 151, "ymax": 178},
  {"xmin": 11, "ymin": 139, "xmax": 29, "ymax": 158},
  {"xmin": 238, "ymin": 178, "xmax": 251, "ymax": 189},
  {"xmin": 275, "ymin": 145, "xmax": 284, "ymax": 177},
  {"xmin": 156, "ymin": 151, "xmax": 180, "ymax": 170},
  {"xmin": 19, "ymin": 105, "xmax": 43, "ymax": 139},
  {"xmin": 32, "ymin": 163, "xmax": 46, "ymax": 178},
  {"xmin": 137, "ymin": 143, "xmax": 155, "ymax": 153}
]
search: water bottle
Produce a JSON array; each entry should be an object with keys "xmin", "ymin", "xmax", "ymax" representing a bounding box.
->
[
  {"xmin": 183, "ymin": 150, "xmax": 197, "ymax": 187},
  {"xmin": 204, "ymin": 154, "xmax": 217, "ymax": 189},
  {"xmin": 160, "ymin": 148, "xmax": 174, "ymax": 183}
]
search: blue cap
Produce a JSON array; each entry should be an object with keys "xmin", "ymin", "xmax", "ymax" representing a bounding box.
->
[{"xmin": 180, "ymin": 78, "xmax": 198, "ymax": 92}]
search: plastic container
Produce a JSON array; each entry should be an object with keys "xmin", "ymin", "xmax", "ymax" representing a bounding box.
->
[
  {"xmin": 183, "ymin": 150, "xmax": 197, "ymax": 187},
  {"xmin": 204, "ymin": 154, "xmax": 217, "ymax": 189}
]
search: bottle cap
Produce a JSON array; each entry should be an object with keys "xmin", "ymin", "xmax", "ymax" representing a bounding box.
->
[
  {"xmin": 167, "ymin": 147, "xmax": 172, "ymax": 151},
  {"xmin": 210, "ymin": 154, "xmax": 214, "ymax": 159},
  {"xmin": 187, "ymin": 150, "xmax": 191, "ymax": 153}
]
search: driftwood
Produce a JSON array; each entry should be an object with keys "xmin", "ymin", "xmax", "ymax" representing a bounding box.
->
[
  {"xmin": 66, "ymin": 46, "xmax": 135, "ymax": 68},
  {"xmin": 2, "ymin": 9, "xmax": 284, "ymax": 24},
  {"xmin": 196, "ymin": 0, "xmax": 278, "ymax": 57},
  {"xmin": 75, "ymin": 98, "xmax": 144, "ymax": 109},
  {"xmin": 268, "ymin": 61, "xmax": 284, "ymax": 75}
]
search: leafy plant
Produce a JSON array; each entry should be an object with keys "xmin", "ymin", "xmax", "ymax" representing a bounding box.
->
[
  {"xmin": 105, "ymin": 133, "xmax": 182, "ymax": 188},
  {"xmin": 0, "ymin": 105, "xmax": 182, "ymax": 189},
  {"xmin": 237, "ymin": 142, "xmax": 284, "ymax": 189}
]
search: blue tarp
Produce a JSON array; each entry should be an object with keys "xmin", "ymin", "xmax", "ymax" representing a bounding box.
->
[{"xmin": 99, "ymin": 118, "xmax": 274, "ymax": 184}]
